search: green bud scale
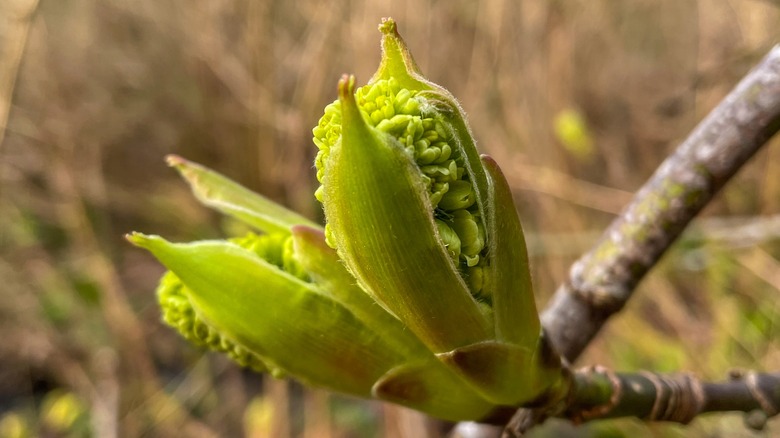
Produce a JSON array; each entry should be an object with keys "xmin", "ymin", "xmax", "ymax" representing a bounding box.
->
[{"xmin": 313, "ymin": 77, "xmax": 491, "ymax": 301}]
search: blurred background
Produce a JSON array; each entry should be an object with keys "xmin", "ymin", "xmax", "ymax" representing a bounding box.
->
[{"xmin": 1, "ymin": 0, "xmax": 780, "ymax": 437}]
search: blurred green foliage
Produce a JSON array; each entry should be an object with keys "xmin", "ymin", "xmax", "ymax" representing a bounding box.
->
[{"xmin": 1, "ymin": 0, "xmax": 779, "ymax": 437}]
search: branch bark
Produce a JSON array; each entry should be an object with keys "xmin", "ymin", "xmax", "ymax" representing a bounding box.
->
[
  {"xmin": 454, "ymin": 44, "xmax": 780, "ymax": 437},
  {"xmin": 503, "ymin": 368, "xmax": 780, "ymax": 436},
  {"xmin": 541, "ymin": 44, "xmax": 780, "ymax": 363}
]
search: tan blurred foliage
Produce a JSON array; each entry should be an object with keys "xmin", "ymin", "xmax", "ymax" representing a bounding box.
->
[{"xmin": 1, "ymin": 0, "xmax": 779, "ymax": 437}]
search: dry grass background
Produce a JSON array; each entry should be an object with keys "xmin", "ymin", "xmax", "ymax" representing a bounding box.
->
[{"xmin": 1, "ymin": 1, "xmax": 780, "ymax": 437}]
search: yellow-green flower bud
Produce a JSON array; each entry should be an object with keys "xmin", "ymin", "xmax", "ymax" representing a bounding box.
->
[
  {"xmin": 318, "ymin": 73, "xmax": 492, "ymax": 353},
  {"xmin": 132, "ymin": 227, "xmax": 503, "ymax": 421},
  {"xmin": 439, "ymin": 180, "xmax": 476, "ymax": 210},
  {"xmin": 313, "ymin": 18, "xmax": 563, "ymax": 406},
  {"xmin": 134, "ymin": 17, "xmax": 569, "ymax": 418},
  {"xmin": 435, "ymin": 219, "xmax": 462, "ymax": 262},
  {"xmin": 132, "ymin": 157, "xmax": 504, "ymax": 421},
  {"xmin": 156, "ymin": 270, "xmax": 271, "ymax": 374}
]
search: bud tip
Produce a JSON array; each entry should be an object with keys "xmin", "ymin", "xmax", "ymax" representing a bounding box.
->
[
  {"xmin": 337, "ymin": 74, "xmax": 356, "ymax": 101},
  {"xmin": 379, "ymin": 17, "xmax": 397, "ymax": 36},
  {"xmin": 165, "ymin": 154, "xmax": 186, "ymax": 168},
  {"xmin": 125, "ymin": 232, "xmax": 161, "ymax": 249},
  {"xmin": 337, "ymin": 74, "xmax": 364, "ymax": 126}
]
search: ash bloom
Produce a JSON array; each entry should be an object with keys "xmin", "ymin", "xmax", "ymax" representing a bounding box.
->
[{"xmin": 130, "ymin": 18, "xmax": 567, "ymax": 421}]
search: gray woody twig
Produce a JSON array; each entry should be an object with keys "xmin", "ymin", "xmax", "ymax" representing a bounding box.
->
[
  {"xmin": 455, "ymin": 44, "xmax": 780, "ymax": 437},
  {"xmin": 500, "ymin": 368, "xmax": 780, "ymax": 437},
  {"xmin": 542, "ymin": 45, "xmax": 780, "ymax": 362}
]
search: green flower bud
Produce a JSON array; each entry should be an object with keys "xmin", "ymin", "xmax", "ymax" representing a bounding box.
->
[
  {"xmin": 131, "ymin": 228, "xmax": 503, "ymax": 421},
  {"xmin": 318, "ymin": 73, "xmax": 492, "ymax": 353},
  {"xmin": 133, "ymin": 157, "xmax": 504, "ymax": 421},
  {"xmin": 156, "ymin": 270, "xmax": 272, "ymax": 374},
  {"xmin": 439, "ymin": 179, "xmax": 476, "ymax": 210},
  {"xmin": 133, "ymin": 17, "xmax": 568, "ymax": 419},
  {"xmin": 131, "ymin": 232, "xmax": 402, "ymax": 397},
  {"xmin": 435, "ymin": 219, "xmax": 462, "ymax": 262},
  {"xmin": 313, "ymin": 18, "xmax": 563, "ymax": 405}
]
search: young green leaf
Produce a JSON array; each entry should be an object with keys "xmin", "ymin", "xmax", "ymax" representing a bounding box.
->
[{"xmin": 166, "ymin": 155, "xmax": 320, "ymax": 234}]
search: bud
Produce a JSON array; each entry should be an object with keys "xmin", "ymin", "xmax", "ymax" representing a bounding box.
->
[
  {"xmin": 133, "ymin": 17, "xmax": 569, "ymax": 420},
  {"xmin": 131, "ymin": 157, "xmax": 501, "ymax": 421},
  {"xmin": 313, "ymin": 18, "xmax": 562, "ymax": 405}
]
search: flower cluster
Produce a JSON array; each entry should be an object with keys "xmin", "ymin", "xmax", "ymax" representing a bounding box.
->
[{"xmin": 130, "ymin": 18, "xmax": 566, "ymax": 421}]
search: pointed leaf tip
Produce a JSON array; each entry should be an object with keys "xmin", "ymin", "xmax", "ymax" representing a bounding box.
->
[
  {"xmin": 337, "ymin": 74, "xmax": 371, "ymax": 142},
  {"xmin": 165, "ymin": 154, "xmax": 186, "ymax": 168},
  {"xmin": 126, "ymin": 232, "xmax": 156, "ymax": 248},
  {"xmin": 479, "ymin": 154, "xmax": 497, "ymax": 167},
  {"xmin": 337, "ymin": 74, "xmax": 356, "ymax": 103},
  {"xmin": 126, "ymin": 233, "xmax": 173, "ymax": 256},
  {"xmin": 378, "ymin": 17, "xmax": 397, "ymax": 35},
  {"xmin": 371, "ymin": 18, "xmax": 425, "ymax": 87},
  {"xmin": 165, "ymin": 155, "xmax": 320, "ymax": 234}
]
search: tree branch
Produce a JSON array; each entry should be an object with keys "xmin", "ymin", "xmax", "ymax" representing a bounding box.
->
[
  {"xmin": 541, "ymin": 44, "xmax": 780, "ymax": 363},
  {"xmin": 503, "ymin": 368, "xmax": 780, "ymax": 436},
  {"xmin": 453, "ymin": 44, "xmax": 780, "ymax": 437}
]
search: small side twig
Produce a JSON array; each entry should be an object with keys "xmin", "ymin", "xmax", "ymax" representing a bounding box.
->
[{"xmin": 504, "ymin": 368, "xmax": 780, "ymax": 437}]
